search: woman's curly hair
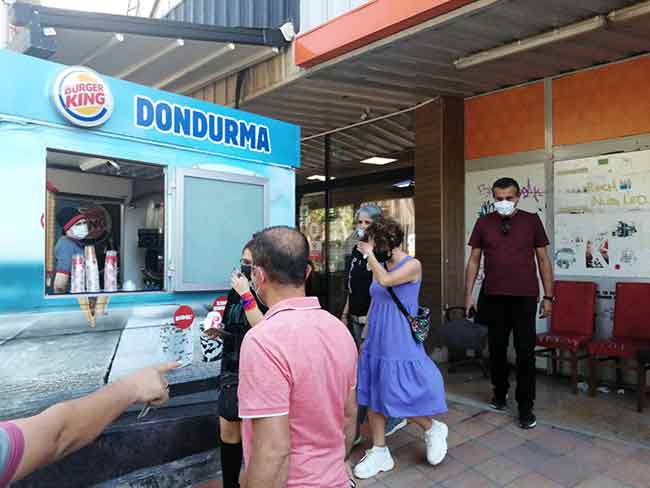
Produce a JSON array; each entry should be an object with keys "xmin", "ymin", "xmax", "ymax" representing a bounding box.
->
[{"xmin": 363, "ymin": 217, "xmax": 404, "ymax": 251}]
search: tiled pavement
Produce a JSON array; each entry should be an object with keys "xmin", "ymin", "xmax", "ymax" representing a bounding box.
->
[{"xmin": 195, "ymin": 402, "xmax": 650, "ymax": 488}]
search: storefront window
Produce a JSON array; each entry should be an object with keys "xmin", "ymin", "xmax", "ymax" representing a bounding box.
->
[{"xmin": 46, "ymin": 149, "xmax": 166, "ymax": 295}]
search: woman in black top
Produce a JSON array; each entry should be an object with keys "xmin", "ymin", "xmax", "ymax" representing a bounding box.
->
[{"xmin": 209, "ymin": 241, "xmax": 266, "ymax": 488}]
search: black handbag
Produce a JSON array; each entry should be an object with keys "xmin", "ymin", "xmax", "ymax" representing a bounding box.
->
[
  {"xmin": 385, "ymin": 284, "xmax": 432, "ymax": 343},
  {"xmin": 217, "ymin": 372, "xmax": 240, "ymax": 421}
]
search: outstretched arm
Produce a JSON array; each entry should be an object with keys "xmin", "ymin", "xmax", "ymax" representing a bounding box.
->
[{"xmin": 11, "ymin": 362, "xmax": 177, "ymax": 483}]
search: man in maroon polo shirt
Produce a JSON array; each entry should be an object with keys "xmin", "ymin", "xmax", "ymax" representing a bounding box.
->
[{"xmin": 464, "ymin": 177, "xmax": 554, "ymax": 429}]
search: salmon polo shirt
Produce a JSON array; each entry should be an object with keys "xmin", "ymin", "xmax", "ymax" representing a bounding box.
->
[{"xmin": 238, "ymin": 296, "xmax": 357, "ymax": 488}]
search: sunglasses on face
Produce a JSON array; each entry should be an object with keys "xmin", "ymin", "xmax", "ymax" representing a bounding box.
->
[
  {"xmin": 240, "ymin": 258, "xmax": 253, "ymax": 266},
  {"xmin": 357, "ymin": 219, "xmax": 372, "ymax": 225},
  {"xmin": 501, "ymin": 219, "xmax": 512, "ymax": 236}
]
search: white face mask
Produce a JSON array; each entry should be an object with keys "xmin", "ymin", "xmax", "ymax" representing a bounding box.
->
[
  {"xmin": 68, "ymin": 223, "xmax": 89, "ymax": 240},
  {"xmin": 250, "ymin": 268, "xmax": 266, "ymax": 307},
  {"xmin": 356, "ymin": 228, "xmax": 365, "ymax": 238},
  {"xmin": 494, "ymin": 200, "xmax": 516, "ymax": 216}
]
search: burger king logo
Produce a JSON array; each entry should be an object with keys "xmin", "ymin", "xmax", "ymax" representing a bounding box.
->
[{"xmin": 52, "ymin": 67, "xmax": 113, "ymax": 127}]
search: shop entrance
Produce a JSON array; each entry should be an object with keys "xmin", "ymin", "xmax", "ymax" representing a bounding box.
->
[{"xmin": 296, "ymin": 111, "xmax": 415, "ymax": 314}]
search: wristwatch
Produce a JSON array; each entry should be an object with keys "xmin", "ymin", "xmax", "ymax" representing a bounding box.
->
[{"xmin": 543, "ymin": 296, "xmax": 555, "ymax": 303}]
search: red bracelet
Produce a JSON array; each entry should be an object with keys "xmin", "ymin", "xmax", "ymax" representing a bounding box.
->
[
  {"xmin": 243, "ymin": 299, "xmax": 257, "ymax": 311},
  {"xmin": 241, "ymin": 291, "xmax": 254, "ymax": 302}
]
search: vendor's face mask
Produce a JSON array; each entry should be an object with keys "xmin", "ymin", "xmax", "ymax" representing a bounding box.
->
[{"xmin": 68, "ymin": 221, "xmax": 89, "ymax": 240}]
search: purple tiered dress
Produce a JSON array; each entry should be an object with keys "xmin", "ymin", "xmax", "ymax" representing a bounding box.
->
[{"xmin": 357, "ymin": 256, "xmax": 447, "ymax": 418}]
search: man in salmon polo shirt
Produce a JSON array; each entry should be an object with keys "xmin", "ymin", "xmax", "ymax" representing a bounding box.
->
[{"xmin": 238, "ymin": 226, "xmax": 358, "ymax": 488}]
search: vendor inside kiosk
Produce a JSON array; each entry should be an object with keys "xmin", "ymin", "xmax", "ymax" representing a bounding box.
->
[{"xmin": 46, "ymin": 150, "xmax": 166, "ymax": 295}]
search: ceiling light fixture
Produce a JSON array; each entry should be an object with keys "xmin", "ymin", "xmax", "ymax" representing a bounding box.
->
[
  {"xmin": 453, "ymin": 15, "xmax": 606, "ymax": 70},
  {"xmin": 393, "ymin": 179, "xmax": 414, "ymax": 188},
  {"xmin": 361, "ymin": 157, "xmax": 398, "ymax": 165},
  {"xmin": 608, "ymin": 0, "xmax": 650, "ymax": 23}
]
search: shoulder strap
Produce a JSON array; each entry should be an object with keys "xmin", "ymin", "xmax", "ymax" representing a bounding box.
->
[{"xmin": 383, "ymin": 263, "xmax": 412, "ymax": 321}]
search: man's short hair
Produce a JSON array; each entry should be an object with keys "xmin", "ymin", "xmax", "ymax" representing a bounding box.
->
[
  {"xmin": 492, "ymin": 177, "xmax": 520, "ymax": 195},
  {"xmin": 251, "ymin": 226, "xmax": 310, "ymax": 287}
]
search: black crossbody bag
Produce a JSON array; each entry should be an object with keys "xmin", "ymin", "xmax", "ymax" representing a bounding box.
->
[{"xmin": 384, "ymin": 263, "xmax": 432, "ymax": 343}]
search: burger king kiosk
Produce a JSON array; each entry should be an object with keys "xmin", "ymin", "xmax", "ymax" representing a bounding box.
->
[{"xmin": 0, "ymin": 49, "xmax": 299, "ymax": 486}]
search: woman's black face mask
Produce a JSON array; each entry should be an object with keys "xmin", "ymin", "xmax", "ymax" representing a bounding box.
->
[
  {"xmin": 374, "ymin": 249, "xmax": 392, "ymax": 263},
  {"xmin": 240, "ymin": 264, "xmax": 252, "ymax": 280}
]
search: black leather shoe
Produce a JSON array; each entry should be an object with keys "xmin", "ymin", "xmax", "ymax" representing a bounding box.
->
[
  {"xmin": 519, "ymin": 412, "xmax": 537, "ymax": 429},
  {"xmin": 489, "ymin": 395, "xmax": 508, "ymax": 411}
]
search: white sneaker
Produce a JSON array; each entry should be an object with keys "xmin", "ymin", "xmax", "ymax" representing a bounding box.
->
[
  {"xmin": 353, "ymin": 446, "xmax": 395, "ymax": 479},
  {"xmin": 425, "ymin": 420, "xmax": 448, "ymax": 466}
]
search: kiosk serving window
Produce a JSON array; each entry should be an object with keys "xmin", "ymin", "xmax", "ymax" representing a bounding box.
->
[{"xmin": 45, "ymin": 150, "xmax": 166, "ymax": 295}]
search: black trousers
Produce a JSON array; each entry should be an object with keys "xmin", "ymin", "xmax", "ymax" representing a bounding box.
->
[{"xmin": 481, "ymin": 294, "xmax": 538, "ymax": 415}]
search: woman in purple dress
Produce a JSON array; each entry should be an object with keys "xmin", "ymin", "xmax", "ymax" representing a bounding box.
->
[{"xmin": 353, "ymin": 218, "xmax": 448, "ymax": 479}]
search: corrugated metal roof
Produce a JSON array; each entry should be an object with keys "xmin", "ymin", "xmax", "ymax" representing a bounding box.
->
[
  {"xmin": 300, "ymin": 0, "xmax": 369, "ymax": 33},
  {"xmin": 166, "ymin": 0, "xmax": 300, "ymax": 30}
]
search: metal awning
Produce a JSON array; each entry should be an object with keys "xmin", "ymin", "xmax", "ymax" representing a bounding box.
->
[
  {"xmin": 8, "ymin": 2, "xmax": 288, "ymax": 94},
  {"xmin": 238, "ymin": 0, "xmax": 650, "ymax": 175}
]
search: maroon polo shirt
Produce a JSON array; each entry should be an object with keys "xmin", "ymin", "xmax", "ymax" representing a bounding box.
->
[{"xmin": 468, "ymin": 210, "xmax": 549, "ymax": 297}]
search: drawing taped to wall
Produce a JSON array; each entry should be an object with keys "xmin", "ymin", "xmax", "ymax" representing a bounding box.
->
[{"xmin": 555, "ymin": 150, "xmax": 650, "ymax": 278}]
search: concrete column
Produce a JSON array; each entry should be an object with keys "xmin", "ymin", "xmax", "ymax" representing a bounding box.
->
[{"xmin": 414, "ymin": 97, "xmax": 465, "ymax": 334}]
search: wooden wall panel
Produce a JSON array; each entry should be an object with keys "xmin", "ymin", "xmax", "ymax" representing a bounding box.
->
[
  {"xmin": 442, "ymin": 97, "xmax": 465, "ymax": 310},
  {"xmin": 553, "ymin": 56, "xmax": 650, "ymax": 147},
  {"xmin": 464, "ymin": 83, "xmax": 545, "ymax": 160},
  {"xmin": 416, "ymin": 97, "xmax": 465, "ymax": 341},
  {"xmin": 416, "ymin": 100, "xmax": 443, "ymax": 325}
]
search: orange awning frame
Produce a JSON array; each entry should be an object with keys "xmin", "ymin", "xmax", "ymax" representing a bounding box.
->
[{"xmin": 295, "ymin": 0, "xmax": 479, "ymax": 68}]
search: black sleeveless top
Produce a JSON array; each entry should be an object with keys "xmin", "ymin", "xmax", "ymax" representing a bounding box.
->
[{"xmin": 220, "ymin": 289, "xmax": 268, "ymax": 374}]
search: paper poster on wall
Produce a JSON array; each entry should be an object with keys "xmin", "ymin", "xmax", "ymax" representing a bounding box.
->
[
  {"xmin": 554, "ymin": 150, "xmax": 650, "ymax": 278},
  {"xmin": 465, "ymin": 163, "xmax": 547, "ymax": 294}
]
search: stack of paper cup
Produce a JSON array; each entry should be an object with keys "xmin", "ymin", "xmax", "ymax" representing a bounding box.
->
[
  {"xmin": 70, "ymin": 254, "xmax": 86, "ymax": 293},
  {"xmin": 104, "ymin": 251, "xmax": 118, "ymax": 292},
  {"xmin": 84, "ymin": 245, "xmax": 101, "ymax": 293}
]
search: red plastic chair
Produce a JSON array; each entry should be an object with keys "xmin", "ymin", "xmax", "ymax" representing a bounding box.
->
[
  {"xmin": 588, "ymin": 283, "xmax": 650, "ymax": 412},
  {"xmin": 536, "ymin": 281, "xmax": 597, "ymax": 394}
]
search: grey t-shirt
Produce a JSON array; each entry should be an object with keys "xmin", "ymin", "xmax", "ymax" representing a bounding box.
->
[{"xmin": 54, "ymin": 236, "xmax": 84, "ymax": 275}]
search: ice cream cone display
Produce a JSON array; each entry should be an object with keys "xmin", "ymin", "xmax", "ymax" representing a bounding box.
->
[
  {"xmin": 200, "ymin": 296, "xmax": 228, "ymax": 362},
  {"xmin": 70, "ymin": 254, "xmax": 86, "ymax": 293},
  {"xmin": 103, "ymin": 251, "xmax": 118, "ymax": 292},
  {"xmin": 84, "ymin": 245, "xmax": 100, "ymax": 293},
  {"xmin": 96, "ymin": 295, "xmax": 110, "ymax": 316},
  {"xmin": 77, "ymin": 296, "xmax": 98, "ymax": 328}
]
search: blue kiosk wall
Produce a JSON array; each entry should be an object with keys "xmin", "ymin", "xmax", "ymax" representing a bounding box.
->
[{"xmin": 0, "ymin": 48, "xmax": 300, "ymax": 434}]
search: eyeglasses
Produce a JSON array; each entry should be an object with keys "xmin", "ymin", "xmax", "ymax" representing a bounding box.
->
[
  {"xmin": 357, "ymin": 219, "xmax": 372, "ymax": 225},
  {"xmin": 501, "ymin": 219, "xmax": 512, "ymax": 236}
]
